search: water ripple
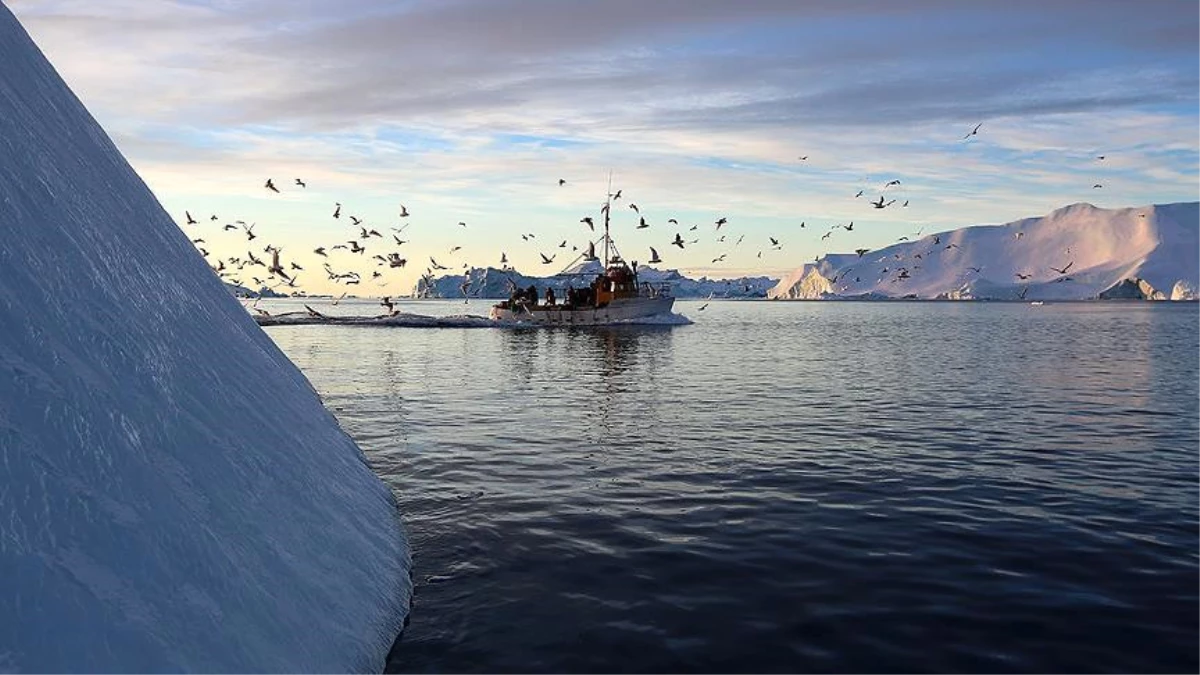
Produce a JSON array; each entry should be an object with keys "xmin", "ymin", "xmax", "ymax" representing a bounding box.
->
[{"xmin": 260, "ymin": 299, "xmax": 1199, "ymax": 673}]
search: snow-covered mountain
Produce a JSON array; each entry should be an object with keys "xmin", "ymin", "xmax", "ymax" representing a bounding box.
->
[
  {"xmin": 0, "ymin": 7, "xmax": 409, "ymax": 672},
  {"xmin": 769, "ymin": 202, "xmax": 1199, "ymax": 301},
  {"xmin": 416, "ymin": 259, "xmax": 778, "ymax": 299}
]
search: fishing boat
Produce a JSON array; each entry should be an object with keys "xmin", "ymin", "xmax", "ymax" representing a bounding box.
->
[{"xmin": 489, "ymin": 186, "xmax": 675, "ymax": 326}]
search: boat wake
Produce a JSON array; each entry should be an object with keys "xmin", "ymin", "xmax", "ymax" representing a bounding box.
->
[
  {"xmin": 253, "ymin": 310, "xmax": 693, "ymax": 328},
  {"xmin": 254, "ymin": 311, "xmax": 499, "ymax": 328},
  {"xmin": 608, "ymin": 311, "xmax": 693, "ymax": 326}
]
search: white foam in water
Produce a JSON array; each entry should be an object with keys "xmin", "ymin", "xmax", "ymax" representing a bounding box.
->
[
  {"xmin": 613, "ymin": 312, "xmax": 695, "ymax": 326},
  {"xmin": 0, "ymin": 7, "xmax": 410, "ymax": 672},
  {"xmin": 257, "ymin": 311, "xmax": 502, "ymax": 328}
]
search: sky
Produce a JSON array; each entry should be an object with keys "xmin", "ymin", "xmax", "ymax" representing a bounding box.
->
[{"xmin": 7, "ymin": 0, "xmax": 1199, "ymax": 295}]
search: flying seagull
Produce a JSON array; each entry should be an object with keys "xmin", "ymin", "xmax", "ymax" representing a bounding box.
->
[
  {"xmin": 264, "ymin": 178, "xmax": 279, "ymax": 193},
  {"xmin": 648, "ymin": 247, "xmax": 662, "ymax": 264},
  {"xmin": 295, "ymin": 178, "xmax": 306, "ymax": 188},
  {"xmin": 963, "ymin": 122, "xmax": 982, "ymax": 140},
  {"xmin": 185, "ymin": 211, "xmax": 197, "ymax": 225},
  {"xmin": 267, "ymin": 249, "xmax": 290, "ymax": 281}
]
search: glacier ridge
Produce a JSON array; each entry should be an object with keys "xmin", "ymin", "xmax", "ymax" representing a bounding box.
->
[{"xmin": 0, "ymin": 6, "xmax": 411, "ymax": 672}]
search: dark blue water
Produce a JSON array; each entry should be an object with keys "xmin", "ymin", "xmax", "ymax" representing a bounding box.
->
[{"xmin": 261, "ymin": 298, "xmax": 1199, "ymax": 673}]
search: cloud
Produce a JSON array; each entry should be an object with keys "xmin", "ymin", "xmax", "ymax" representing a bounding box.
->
[
  {"xmin": 5, "ymin": 0, "xmax": 1197, "ymax": 293},
  {"xmin": 11, "ymin": 0, "xmax": 1197, "ymax": 132}
]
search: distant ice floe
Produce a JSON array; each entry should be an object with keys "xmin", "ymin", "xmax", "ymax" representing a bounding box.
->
[{"xmin": 414, "ymin": 258, "xmax": 777, "ymax": 300}]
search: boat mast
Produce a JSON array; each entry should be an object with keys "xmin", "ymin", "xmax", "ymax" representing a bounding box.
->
[{"xmin": 603, "ymin": 170, "xmax": 612, "ymax": 267}]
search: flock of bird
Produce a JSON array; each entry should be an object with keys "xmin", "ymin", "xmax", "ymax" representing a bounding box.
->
[
  {"xmin": 819, "ymin": 226, "xmax": 1078, "ymax": 296},
  {"xmin": 185, "ymin": 178, "xmax": 414, "ymax": 297},
  {"xmin": 800, "ymin": 123, "xmax": 1103, "ymax": 294},
  {"xmin": 181, "ymin": 122, "xmax": 1111, "ymax": 300},
  {"xmin": 183, "ymin": 175, "xmax": 779, "ymax": 300}
]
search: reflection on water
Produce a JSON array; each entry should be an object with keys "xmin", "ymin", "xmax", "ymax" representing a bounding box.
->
[{"xmin": 259, "ymin": 299, "xmax": 1199, "ymax": 674}]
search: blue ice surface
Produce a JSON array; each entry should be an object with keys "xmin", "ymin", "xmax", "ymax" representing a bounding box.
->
[{"xmin": 0, "ymin": 5, "xmax": 411, "ymax": 672}]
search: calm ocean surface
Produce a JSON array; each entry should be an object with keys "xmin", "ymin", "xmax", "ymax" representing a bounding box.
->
[{"xmin": 259, "ymin": 297, "xmax": 1199, "ymax": 673}]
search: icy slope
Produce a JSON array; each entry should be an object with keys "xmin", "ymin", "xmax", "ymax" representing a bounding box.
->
[
  {"xmin": 769, "ymin": 202, "xmax": 1199, "ymax": 300},
  {"xmin": 0, "ymin": 5, "xmax": 410, "ymax": 672}
]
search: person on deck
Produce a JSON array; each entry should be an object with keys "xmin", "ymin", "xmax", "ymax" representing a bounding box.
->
[
  {"xmin": 545, "ymin": 287, "xmax": 556, "ymax": 306},
  {"xmin": 527, "ymin": 284, "xmax": 539, "ymax": 305}
]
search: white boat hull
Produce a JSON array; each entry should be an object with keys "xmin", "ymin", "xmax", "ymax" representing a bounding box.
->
[{"xmin": 490, "ymin": 296, "xmax": 675, "ymax": 326}]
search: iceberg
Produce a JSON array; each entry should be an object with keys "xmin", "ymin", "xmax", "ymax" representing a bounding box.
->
[
  {"xmin": 0, "ymin": 6, "xmax": 410, "ymax": 672},
  {"xmin": 416, "ymin": 261, "xmax": 777, "ymax": 299},
  {"xmin": 769, "ymin": 202, "xmax": 1200, "ymax": 301}
]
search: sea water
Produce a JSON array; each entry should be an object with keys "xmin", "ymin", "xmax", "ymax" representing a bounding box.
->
[{"xmin": 258, "ymin": 297, "xmax": 1198, "ymax": 673}]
